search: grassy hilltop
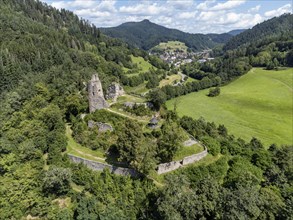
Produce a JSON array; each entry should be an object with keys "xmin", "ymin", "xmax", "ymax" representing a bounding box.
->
[
  {"xmin": 151, "ymin": 41, "xmax": 188, "ymax": 53},
  {"xmin": 167, "ymin": 68, "xmax": 293, "ymax": 146}
]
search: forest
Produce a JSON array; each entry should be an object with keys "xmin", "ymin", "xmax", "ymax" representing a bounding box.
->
[
  {"xmin": 101, "ymin": 19, "xmax": 232, "ymax": 51},
  {"xmin": 0, "ymin": 0, "xmax": 292, "ymax": 219}
]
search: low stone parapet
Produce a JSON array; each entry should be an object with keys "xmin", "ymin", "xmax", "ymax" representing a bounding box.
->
[
  {"xmin": 156, "ymin": 148, "xmax": 208, "ymax": 174},
  {"xmin": 69, "ymin": 142, "xmax": 208, "ymax": 176},
  {"xmin": 181, "ymin": 149, "xmax": 208, "ymax": 165},
  {"xmin": 157, "ymin": 161, "xmax": 182, "ymax": 174},
  {"xmin": 68, "ymin": 154, "xmax": 139, "ymax": 177}
]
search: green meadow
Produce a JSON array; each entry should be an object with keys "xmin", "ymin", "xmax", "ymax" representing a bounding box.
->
[
  {"xmin": 167, "ymin": 68, "xmax": 293, "ymax": 146},
  {"xmin": 159, "ymin": 74, "xmax": 181, "ymax": 87},
  {"xmin": 125, "ymin": 55, "xmax": 155, "ymax": 76},
  {"xmin": 152, "ymin": 41, "xmax": 188, "ymax": 52}
]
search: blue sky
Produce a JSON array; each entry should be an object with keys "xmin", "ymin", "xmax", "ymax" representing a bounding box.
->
[{"xmin": 42, "ymin": 0, "xmax": 292, "ymax": 33}]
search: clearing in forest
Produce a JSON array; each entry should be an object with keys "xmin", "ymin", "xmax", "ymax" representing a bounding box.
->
[
  {"xmin": 167, "ymin": 68, "xmax": 293, "ymax": 146},
  {"xmin": 151, "ymin": 41, "xmax": 188, "ymax": 53}
]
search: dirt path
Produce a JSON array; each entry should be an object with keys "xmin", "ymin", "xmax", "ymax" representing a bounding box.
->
[{"xmin": 66, "ymin": 125, "xmax": 106, "ymax": 161}]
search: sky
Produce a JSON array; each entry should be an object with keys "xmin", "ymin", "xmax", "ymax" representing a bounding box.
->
[{"xmin": 42, "ymin": 0, "xmax": 292, "ymax": 33}]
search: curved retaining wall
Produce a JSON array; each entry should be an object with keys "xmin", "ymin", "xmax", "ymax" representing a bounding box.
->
[
  {"xmin": 69, "ymin": 139, "xmax": 208, "ymax": 176},
  {"xmin": 157, "ymin": 148, "xmax": 208, "ymax": 174},
  {"xmin": 68, "ymin": 154, "xmax": 140, "ymax": 177}
]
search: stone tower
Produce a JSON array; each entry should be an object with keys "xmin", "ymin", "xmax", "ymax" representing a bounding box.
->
[{"xmin": 88, "ymin": 74, "xmax": 109, "ymax": 112}]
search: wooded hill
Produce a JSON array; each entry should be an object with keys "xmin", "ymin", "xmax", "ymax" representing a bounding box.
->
[
  {"xmin": 101, "ymin": 19, "xmax": 232, "ymax": 51},
  {"xmin": 224, "ymin": 14, "xmax": 293, "ymax": 50},
  {"xmin": 227, "ymin": 29, "xmax": 246, "ymax": 36},
  {"xmin": 0, "ymin": 0, "xmax": 171, "ymax": 96},
  {"xmin": 0, "ymin": 1, "xmax": 292, "ymax": 219}
]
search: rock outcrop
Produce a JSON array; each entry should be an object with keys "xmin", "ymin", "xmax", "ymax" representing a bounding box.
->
[
  {"xmin": 88, "ymin": 74, "xmax": 109, "ymax": 112},
  {"xmin": 106, "ymin": 83, "xmax": 125, "ymax": 102}
]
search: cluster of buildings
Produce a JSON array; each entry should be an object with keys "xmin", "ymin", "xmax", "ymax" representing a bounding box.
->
[
  {"xmin": 150, "ymin": 49, "xmax": 214, "ymax": 67},
  {"xmin": 156, "ymin": 51, "xmax": 194, "ymax": 66}
]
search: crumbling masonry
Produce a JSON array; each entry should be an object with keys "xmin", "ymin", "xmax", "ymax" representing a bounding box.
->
[{"xmin": 88, "ymin": 74, "xmax": 109, "ymax": 112}]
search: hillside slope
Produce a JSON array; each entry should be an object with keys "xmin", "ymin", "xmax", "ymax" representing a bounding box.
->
[
  {"xmin": 0, "ymin": 1, "xmax": 292, "ymax": 219},
  {"xmin": 224, "ymin": 14, "xmax": 293, "ymax": 50},
  {"xmin": 167, "ymin": 68, "xmax": 293, "ymax": 146},
  {"xmin": 101, "ymin": 19, "xmax": 232, "ymax": 50},
  {"xmin": 227, "ymin": 29, "xmax": 246, "ymax": 36}
]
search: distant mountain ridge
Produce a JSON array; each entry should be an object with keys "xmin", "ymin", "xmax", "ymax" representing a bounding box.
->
[
  {"xmin": 227, "ymin": 29, "xmax": 247, "ymax": 36},
  {"xmin": 101, "ymin": 19, "xmax": 233, "ymax": 51}
]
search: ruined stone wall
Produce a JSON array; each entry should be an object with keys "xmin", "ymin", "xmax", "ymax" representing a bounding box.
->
[
  {"xmin": 181, "ymin": 149, "xmax": 208, "ymax": 165},
  {"xmin": 88, "ymin": 74, "xmax": 109, "ymax": 112},
  {"xmin": 68, "ymin": 154, "xmax": 139, "ymax": 177},
  {"xmin": 106, "ymin": 83, "xmax": 125, "ymax": 102},
  {"xmin": 157, "ymin": 148, "xmax": 208, "ymax": 174},
  {"xmin": 69, "ymin": 139, "xmax": 208, "ymax": 176},
  {"xmin": 88, "ymin": 120, "xmax": 113, "ymax": 132},
  {"xmin": 157, "ymin": 161, "xmax": 182, "ymax": 174}
]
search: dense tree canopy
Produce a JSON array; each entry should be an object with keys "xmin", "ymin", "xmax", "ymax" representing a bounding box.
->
[{"xmin": 0, "ymin": 1, "xmax": 292, "ymax": 219}]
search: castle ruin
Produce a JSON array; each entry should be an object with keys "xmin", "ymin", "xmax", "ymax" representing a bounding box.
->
[
  {"xmin": 88, "ymin": 74, "xmax": 109, "ymax": 112},
  {"xmin": 106, "ymin": 82, "xmax": 125, "ymax": 102}
]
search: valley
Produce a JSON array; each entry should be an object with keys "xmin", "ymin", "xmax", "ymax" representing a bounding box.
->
[{"xmin": 0, "ymin": 0, "xmax": 292, "ymax": 219}]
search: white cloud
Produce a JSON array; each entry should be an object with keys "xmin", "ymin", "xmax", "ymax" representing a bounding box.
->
[
  {"xmin": 96, "ymin": 0, "xmax": 117, "ymax": 13},
  {"xmin": 196, "ymin": 0, "xmax": 216, "ymax": 10},
  {"xmin": 154, "ymin": 16, "xmax": 173, "ymax": 26},
  {"xmin": 264, "ymin": 4, "xmax": 291, "ymax": 17},
  {"xmin": 44, "ymin": 0, "xmax": 292, "ymax": 34},
  {"xmin": 197, "ymin": 11, "xmax": 225, "ymax": 21},
  {"xmin": 166, "ymin": 0, "xmax": 194, "ymax": 10},
  {"xmin": 210, "ymin": 0, "xmax": 246, "ymax": 11},
  {"xmin": 196, "ymin": 11, "xmax": 263, "ymax": 32},
  {"xmin": 196, "ymin": 0, "xmax": 245, "ymax": 11},
  {"xmin": 71, "ymin": 0, "xmax": 96, "ymax": 8},
  {"xmin": 51, "ymin": 0, "xmax": 96, "ymax": 9},
  {"xmin": 73, "ymin": 1, "xmax": 116, "ymax": 19},
  {"xmin": 248, "ymin": 5, "xmax": 261, "ymax": 13},
  {"xmin": 119, "ymin": 3, "xmax": 169, "ymax": 16},
  {"xmin": 178, "ymin": 11, "xmax": 197, "ymax": 19},
  {"xmin": 74, "ymin": 9, "xmax": 111, "ymax": 18},
  {"xmin": 235, "ymin": 14, "xmax": 262, "ymax": 28},
  {"xmin": 51, "ymin": 1, "xmax": 67, "ymax": 9},
  {"xmin": 217, "ymin": 13, "xmax": 262, "ymax": 27}
]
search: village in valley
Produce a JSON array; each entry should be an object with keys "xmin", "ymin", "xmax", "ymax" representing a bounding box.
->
[{"xmin": 149, "ymin": 41, "xmax": 214, "ymax": 67}]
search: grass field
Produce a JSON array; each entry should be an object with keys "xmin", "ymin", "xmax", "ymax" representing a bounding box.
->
[
  {"xmin": 159, "ymin": 74, "xmax": 181, "ymax": 87},
  {"xmin": 166, "ymin": 68, "xmax": 293, "ymax": 146},
  {"xmin": 152, "ymin": 41, "xmax": 188, "ymax": 52},
  {"xmin": 125, "ymin": 55, "xmax": 155, "ymax": 76},
  {"xmin": 124, "ymin": 82, "xmax": 149, "ymax": 95}
]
